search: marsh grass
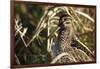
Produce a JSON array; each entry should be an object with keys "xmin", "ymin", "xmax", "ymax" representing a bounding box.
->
[{"xmin": 14, "ymin": 4, "xmax": 95, "ymax": 65}]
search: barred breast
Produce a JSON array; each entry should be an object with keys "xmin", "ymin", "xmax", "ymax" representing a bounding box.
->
[{"xmin": 51, "ymin": 12, "xmax": 92, "ymax": 64}]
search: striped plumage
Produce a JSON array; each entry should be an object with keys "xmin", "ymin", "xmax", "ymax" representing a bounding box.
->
[{"xmin": 51, "ymin": 11, "xmax": 92, "ymax": 64}]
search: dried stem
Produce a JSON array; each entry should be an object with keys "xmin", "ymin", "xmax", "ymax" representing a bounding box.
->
[
  {"xmin": 51, "ymin": 52, "xmax": 77, "ymax": 64},
  {"xmin": 74, "ymin": 35, "xmax": 94, "ymax": 57},
  {"xmin": 15, "ymin": 54, "xmax": 20, "ymax": 65}
]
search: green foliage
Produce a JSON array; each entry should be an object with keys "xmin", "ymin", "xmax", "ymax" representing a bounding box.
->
[{"xmin": 14, "ymin": 3, "xmax": 95, "ymax": 65}]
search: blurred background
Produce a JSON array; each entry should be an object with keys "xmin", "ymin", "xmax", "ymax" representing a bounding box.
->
[{"xmin": 14, "ymin": 3, "xmax": 96, "ymax": 65}]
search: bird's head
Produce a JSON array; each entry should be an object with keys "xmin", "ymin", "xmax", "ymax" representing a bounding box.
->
[{"xmin": 59, "ymin": 12, "xmax": 72, "ymax": 28}]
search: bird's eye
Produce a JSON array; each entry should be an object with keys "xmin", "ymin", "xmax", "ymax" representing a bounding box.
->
[
  {"xmin": 64, "ymin": 18, "xmax": 67, "ymax": 21},
  {"xmin": 62, "ymin": 17, "xmax": 67, "ymax": 22}
]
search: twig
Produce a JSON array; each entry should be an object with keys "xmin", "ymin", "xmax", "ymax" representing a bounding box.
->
[
  {"xmin": 69, "ymin": 7, "xmax": 84, "ymax": 27},
  {"xmin": 47, "ymin": 17, "xmax": 50, "ymax": 52},
  {"xmin": 26, "ymin": 7, "xmax": 49, "ymax": 47},
  {"xmin": 15, "ymin": 19, "xmax": 27, "ymax": 47},
  {"xmin": 76, "ymin": 49, "xmax": 92, "ymax": 61},
  {"xmin": 15, "ymin": 54, "xmax": 20, "ymax": 65},
  {"xmin": 51, "ymin": 52, "xmax": 77, "ymax": 64},
  {"xmin": 76, "ymin": 10, "xmax": 94, "ymax": 23},
  {"xmin": 74, "ymin": 35, "xmax": 94, "ymax": 57}
]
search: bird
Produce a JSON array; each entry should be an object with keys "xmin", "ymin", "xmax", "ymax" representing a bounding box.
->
[{"xmin": 51, "ymin": 11, "xmax": 92, "ymax": 64}]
